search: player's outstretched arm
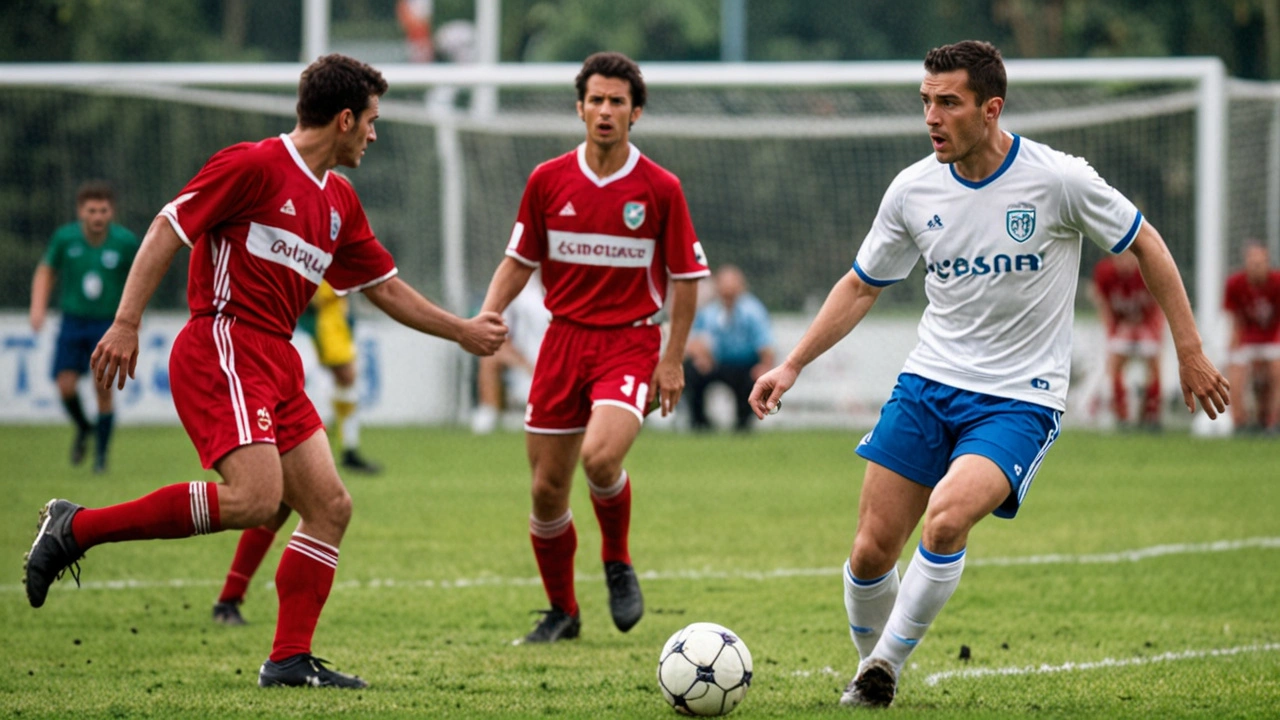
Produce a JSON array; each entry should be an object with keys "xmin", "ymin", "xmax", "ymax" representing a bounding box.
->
[
  {"xmin": 362, "ymin": 276, "xmax": 507, "ymax": 356},
  {"xmin": 481, "ymin": 257, "xmax": 535, "ymax": 315},
  {"xmin": 1129, "ymin": 221, "xmax": 1230, "ymax": 417},
  {"xmin": 91, "ymin": 216, "xmax": 185, "ymax": 391},
  {"xmin": 749, "ymin": 269, "xmax": 882, "ymax": 419}
]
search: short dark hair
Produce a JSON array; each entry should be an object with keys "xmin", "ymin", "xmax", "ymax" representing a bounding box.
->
[
  {"xmin": 575, "ymin": 52, "xmax": 646, "ymax": 109},
  {"xmin": 296, "ymin": 54, "xmax": 389, "ymax": 128},
  {"xmin": 75, "ymin": 180, "xmax": 114, "ymax": 206},
  {"xmin": 924, "ymin": 41, "xmax": 1006, "ymax": 104}
]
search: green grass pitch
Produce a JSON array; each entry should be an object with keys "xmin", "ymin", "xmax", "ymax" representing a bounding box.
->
[{"xmin": 2, "ymin": 425, "xmax": 1278, "ymax": 718}]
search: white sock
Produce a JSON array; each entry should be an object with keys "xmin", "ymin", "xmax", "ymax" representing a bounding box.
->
[
  {"xmin": 844, "ymin": 560, "xmax": 899, "ymax": 661},
  {"xmin": 333, "ymin": 385, "xmax": 360, "ymax": 449},
  {"xmin": 871, "ymin": 543, "xmax": 966, "ymax": 673}
]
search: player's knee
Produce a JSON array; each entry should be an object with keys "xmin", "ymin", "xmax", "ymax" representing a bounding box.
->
[
  {"xmin": 920, "ymin": 507, "xmax": 970, "ymax": 554},
  {"xmin": 850, "ymin": 530, "xmax": 899, "ymax": 577},
  {"xmin": 322, "ymin": 488, "xmax": 354, "ymax": 529},
  {"xmin": 530, "ymin": 478, "xmax": 569, "ymax": 513},
  {"xmin": 580, "ymin": 449, "xmax": 620, "ymax": 486},
  {"xmin": 241, "ymin": 490, "xmax": 285, "ymax": 527}
]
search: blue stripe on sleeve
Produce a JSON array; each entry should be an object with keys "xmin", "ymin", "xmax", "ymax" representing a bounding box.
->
[
  {"xmin": 1109, "ymin": 211, "xmax": 1144, "ymax": 254},
  {"xmin": 852, "ymin": 260, "xmax": 899, "ymax": 288}
]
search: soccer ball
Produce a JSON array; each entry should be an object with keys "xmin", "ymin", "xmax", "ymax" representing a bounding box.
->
[{"xmin": 657, "ymin": 622, "xmax": 753, "ymax": 716}]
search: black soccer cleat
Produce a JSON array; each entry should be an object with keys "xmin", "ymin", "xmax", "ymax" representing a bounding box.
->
[
  {"xmin": 523, "ymin": 607, "xmax": 581, "ymax": 643},
  {"xmin": 70, "ymin": 428, "xmax": 90, "ymax": 467},
  {"xmin": 604, "ymin": 561, "xmax": 644, "ymax": 632},
  {"xmin": 23, "ymin": 499, "xmax": 85, "ymax": 608},
  {"xmin": 340, "ymin": 449, "xmax": 382, "ymax": 475},
  {"xmin": 839, "ymin": 657, "xmax": 897, "ymax": 708},
  {"xmin": 212, "ymin": 600, "xmax": 247, "ymax": 626},
  {"xmin": 258, "ymin": 654, "xmax": 368, "ymax": 689}
]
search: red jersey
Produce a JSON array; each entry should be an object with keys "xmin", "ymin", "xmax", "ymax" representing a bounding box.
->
[
  {"xmin": 505, "ymin": 143, "xmax": 710, "ymax": 327},
  {"xmin": 1224, "ymin": 270, "xmax": 1280, "ymax": 343},
  {"xmin": 160, "ymin": 135, "xmax": 397, "ymax": 338},
  {"xmin": 1092, "ymin": 257, "xmax": 1161, "ymax": 329}
]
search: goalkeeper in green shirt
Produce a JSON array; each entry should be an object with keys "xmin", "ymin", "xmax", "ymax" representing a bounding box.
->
[{"xmin": 29, "ymin": 181, "xmax": 139, "ymax": 473}]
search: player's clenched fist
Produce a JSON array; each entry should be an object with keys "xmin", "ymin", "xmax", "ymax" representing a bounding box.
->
[{"xmin": 460, "ymin": 312, "xmax": 508, "ymax": 356}]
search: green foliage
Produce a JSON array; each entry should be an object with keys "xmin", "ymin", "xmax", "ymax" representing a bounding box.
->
[{"xmin": 1, "ymin": 426, "xmax": 1278, "ymax": 717}]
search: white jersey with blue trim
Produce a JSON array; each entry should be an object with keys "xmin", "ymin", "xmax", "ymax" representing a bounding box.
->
[{"xmin": 853, "ymin": 133, "xmax": 1142, "ymax": 411}]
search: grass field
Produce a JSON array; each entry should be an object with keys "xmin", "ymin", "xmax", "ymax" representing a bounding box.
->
[{"xmin": 2, "ymin": 425, "xmax": 1278, "ymax": 719}]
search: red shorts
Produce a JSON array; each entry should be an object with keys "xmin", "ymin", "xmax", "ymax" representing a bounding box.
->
[
  {"xmin": 170, "ymin": 315, "xmax": 323, "ymax": 469},
  {"xmin": 1105, "ymin": 318, "xmax": 1164, "ymax": 359},
  {"xmin": 525, "ymin": 320, "xmax": 661, "ymax": 433}
]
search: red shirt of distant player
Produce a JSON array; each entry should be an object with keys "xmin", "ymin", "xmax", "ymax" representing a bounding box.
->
[
  {"xmin": 1223, "ymin": 269, "xmax": 1280, "ymax": 344},
  {"xmin": 1093, "ymin": 256, "xmax": 1162, "ymax": 334},
  {"xmin": 161, "ymin": 134, "xmax": 397, "ymax": 337},
  {"xmin": 504, "ymin": 143, "xmax": 710, "ymax": 326}
]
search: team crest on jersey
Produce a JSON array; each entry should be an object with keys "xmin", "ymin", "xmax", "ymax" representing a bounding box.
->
[
  {"xmin": 257, "ymin": 407, "xmax": 272, "ymax": 432},
  {"xmin": 330, "ymin": 208, "xmax": 341, "ymax": 241},
  {"xmin": 623, "ymin": 202, "xmax": 646, "ymax": 230},
  {"xmin": 1006, "ymin": 203, "xmax": 1036, "ymax": 243},
  {"xmin": 101, "ymin": 250, "xmax": 120, "ymax": 269}
]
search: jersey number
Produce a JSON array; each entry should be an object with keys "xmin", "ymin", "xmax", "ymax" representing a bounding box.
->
[{"xmin": 620, "ymin": 375, "xmax": 649, "ymax": 412}]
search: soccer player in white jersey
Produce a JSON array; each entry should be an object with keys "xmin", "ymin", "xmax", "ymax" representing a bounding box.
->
[
  {"xmin": 748, "ymin": 40, "xmax": 1230, "ymax": 708},
  {"xmin": 480, "ymin": 52, "xmax": 710, "ymax": 643}
]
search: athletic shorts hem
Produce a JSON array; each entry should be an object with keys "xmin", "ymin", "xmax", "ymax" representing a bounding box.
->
[
  {"xmin": 854, "ymin": 443, "xmax": 938, "ymax": 488},
  {"xmin": 524, "ymin": 424, "xmax": 587, "ymax": 435},
  {"xmin": 592, "ymin": 399, "xmax": 645, "ymax": 423},
  {"xmin": 203, "ymin": 438, "xmax": 277, "ymax": 471}
]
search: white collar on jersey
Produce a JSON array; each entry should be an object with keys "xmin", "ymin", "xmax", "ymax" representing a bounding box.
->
[
  {"xmin": 576, "ymin": 142, "xmax": 641, "ymax": 188},
  {"xmin": 279, "ymin": 133, "xmax": 330, "ymax": 190}
]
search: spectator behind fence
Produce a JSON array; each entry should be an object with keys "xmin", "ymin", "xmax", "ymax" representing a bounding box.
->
[
  {"xmin": 684, "ymin": 264, "xmax": 775, "ymax": 432},
  {"xmin": 1223, "ymin": 242, "xmax": 1280, "ymax": 433}
]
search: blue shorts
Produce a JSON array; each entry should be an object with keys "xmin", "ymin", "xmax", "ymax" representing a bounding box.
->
[
  {"xmin": 52, "ymin": 315, "xmax": 113, "ymax": 378},
  {"xmin": 855, "ymin": 373, "xmax": 1062, "ymax": 519}
]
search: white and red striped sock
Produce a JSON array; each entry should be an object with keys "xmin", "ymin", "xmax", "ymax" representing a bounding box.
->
[
  {"xmin": 270, "ymin": 532, "xmax": 339, "ymax": 662},
  {"xmin": 71, "ymin": 481, "xmax": 221, "ymax": 550}
]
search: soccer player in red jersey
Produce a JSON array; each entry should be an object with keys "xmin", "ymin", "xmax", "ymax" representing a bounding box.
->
[
  {"xmin": 1223, "ymin": 243, "xmax": 1280, "ymax": 431},
  {"xmin": 1089, "ymin": 250, "xmax": 1166, "ymax": 427},
  {"xmin": 480, "ymin": 52, "xmax": 710, "ymax": 643},
  {"xmin": 22, "ymin": 54, "xmax": 508, "ymax": 688}
]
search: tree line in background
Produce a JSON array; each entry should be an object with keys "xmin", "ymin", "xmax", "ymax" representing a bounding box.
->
[{"xmin": 2, "ymin": 0, "xmax": 1277, "ymax": 79}]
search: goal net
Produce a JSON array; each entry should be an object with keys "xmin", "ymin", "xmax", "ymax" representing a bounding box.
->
[{"xmin": 1, "ymin": 60, "xmax": 1274, "ymax": 426}]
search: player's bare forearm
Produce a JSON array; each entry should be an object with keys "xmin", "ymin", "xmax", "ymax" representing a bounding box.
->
[
  {"xmin": 91, "ymin": 217, "xmax": 184, "ymax": 390},
  {"xmin": 785, "ymin": 269, "xmax": 881, "ymax": 373},
  {"xmin": 1130, "ymin": 222, "xmax": 1230, "ymax": 415},
  {"xmin": 365, "ymin": 277, "xmax": 507, "ymax": 355},
  {"xmin": 364, "ymin": 276, "xmax": 464, "ymax": 339},
  {"xmin": 116, "ymin": 216, "xmax": 185, "ymax": 329},
  {"xmin": 29, "ymin": 264, "xmax": 54, "ymax": 331},
  {"xmin": 661, "ymin": 279, "xmax": 699, "ymax": 365},
  {"xmin": 1128, "ymin": 223, "xmax": 1202, "ymax": 357},
  {"xmin": 482, "ymin": 257, "xmax": 534, "ymax": 315}
]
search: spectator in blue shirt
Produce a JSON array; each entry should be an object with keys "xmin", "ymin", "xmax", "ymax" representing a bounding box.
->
[{"xmin": 684, "ymin": 265, "xmax": 775, "ymax": 431}]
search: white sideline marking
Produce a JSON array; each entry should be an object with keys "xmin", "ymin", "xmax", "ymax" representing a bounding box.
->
[
  {"xmin": 923, "ymin": 643, "xmax": 1280, "ymax": 686},
  {"xmin": 4, "ymin": 536, "xmax": 1278, "ymax": 594}
]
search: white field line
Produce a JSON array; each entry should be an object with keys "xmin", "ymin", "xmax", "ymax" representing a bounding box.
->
[
  {"xmin": 923, "ymin": 643, "xmax": 1280, "ymax": 686},
  {"xmin": 4, "ymin": 536, "xmax": 1277, "ymax": 594}
]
